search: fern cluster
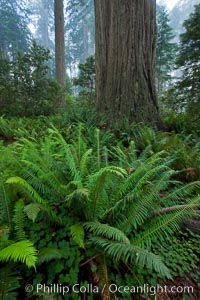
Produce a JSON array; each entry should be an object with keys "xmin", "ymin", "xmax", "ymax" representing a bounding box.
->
[{"xmin": 0, "ymin": 122, "xmax": 199, "ymax": 299}]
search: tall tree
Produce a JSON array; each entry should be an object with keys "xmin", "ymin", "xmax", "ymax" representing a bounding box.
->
[
  {"xmin": 30, "ymin": 0, "xmax": 54, "ymax": 49},
  {"xmin": 37, "ymin": 0, "xmax": 51, "ymax": 49},
  {"xmin": 169, "ymin": 0, "xmax": 199, "ymax": 41},
  {"xmin": 29, "ymin": 0, "xmax": 55, "ymax": 76},
  {"xmin": 54, "ymin": 0, "xmax": 65, "ymax": 107},
  {"xmin": 176, "ymin": 4, "xmax": 200, "ymax": 114},
  {"xmin": 94, "ymin": 0, "xmax": 161, "ymax": 126},
  {"xmin": 156, "ymin": 6, "xmax": 177, "ymax": 96},
  {"xmin": 66, "ymin": 0, "xmax": 95, "ymax": 68},
  {"xmin": 0, "ymin": 0, "xmax": 30, "ymax": 60}
]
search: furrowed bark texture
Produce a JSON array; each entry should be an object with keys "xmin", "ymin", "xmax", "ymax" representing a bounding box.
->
[{"xmin": 94, "ymin": 0, "xmax": 161, "ymax": 125}]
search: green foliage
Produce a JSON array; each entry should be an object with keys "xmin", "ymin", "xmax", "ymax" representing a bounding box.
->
[
  {"xmin": 37, "ymin": 247, "xmax": 63, "ymax": 265},
  {"xmin": 24, "ymin": 203, "xmax": 42, "ymax": 223},
  {"xmin": 71, "ymin": 224, "xmax": 85, "ymax": 249},
  {"xmin": 156, "ymin": 6, "xmax": 177, "ymax": 96},
  {"xmin": 0, "ymin": 240, "xmax": 37, "ymax": 268},
  {"xmin": 13, "ymin": 199, "xmax": 26, "ymax": 240},
  {"xmin": 152, "ymin": 229, "xmax": 200, "ymax": 277},
  {"xmin": 0, "ymin": 266, "xmax": 20, "ymax": 300},
  {"xmin": 0, "ymin": 116, "xmax": 199, "ymax": 299},
  {"xmin": 175, "ymin": 4, "xmax": 200, "ymax": 115},
  {"xmin": 66, "ymin": 0, "xmax": 95, "ymax": 66},
  {"xmin": 73, "ymin": 55, "xmax": 95, "ymax": 102},
  {"xmin": 0, "ymin": 41, "xmax": 62, "ymax": 116},
  {"xmin": 6, "ymin": 176, "xmax": 60, "ymax": 223},
  {"xmin": 0, "ymin": 0, "xmax": 30, "ymax": 60},
  {"xmin": 112, "ymin": 121, "xmax": 200, "ymax": 180},
  {"xmin": 169, "ymin": 0, "xmax": 199, "ymax": 39},
  {"xmin": 162, "ymin": 111, "xmax": 200, "ymax": 135}
]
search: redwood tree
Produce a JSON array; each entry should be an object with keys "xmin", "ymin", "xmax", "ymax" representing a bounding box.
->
[
  {"xmin": 54, "ymin": 0, "xmax": 65, "ymax": 107},
  {"xmin": 94, "ymin": 0, "xmax": 161, "ymax": 126}
]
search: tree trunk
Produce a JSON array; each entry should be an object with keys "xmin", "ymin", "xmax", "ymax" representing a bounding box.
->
[
  {"xmin": 42, "ymin": 0, "xmax": 49, "ymax": 49},
  {"xmin": 94, "ymin": 0, "xmax": 161, "ymax": 127},
  {"xmin": 82, "ymin": 19, "xmax": 89, "ymax": 63},
  {"xmin": 54, "ymin": 0, "xmax": 65, "ymax": 107}
]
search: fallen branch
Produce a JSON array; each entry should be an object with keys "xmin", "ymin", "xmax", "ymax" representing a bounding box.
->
[
  {"xmin": 80, "ymin": 253, "xmax": 102, "ymax": 267},
  {"xmin": 157, "ymin": 204, "xmax": 200, "ymax": 215}
]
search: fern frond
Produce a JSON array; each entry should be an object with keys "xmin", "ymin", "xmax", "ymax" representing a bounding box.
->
[
  {"xmin": 13, "ymin": 199, "xmax": 25, "ymax": 240},
  {"xmin": 65, "ymin": 188, "xmax": 89, "ymax": 204},
  {"xmin": 80, "ymin": 148, "xmax": 93, "ymax": 177},
  {"xmin": 0, "ymin": 225, "xmax": 10, "ymax": 245},
  {"xmin": 84, "ymin": 222, "xmax": 130, "ymax": 244},
  {"xmin": 0, "ymin": 179, "xmax": 12, "ymax": 227},
  {"xmin": 6, "ymin": 177, "xmax": 60, "ymax": 223},
  {"xmin": 71, "ymin": 224, "xmax": 85, "ymax": 248},
  {"xmin": 21, "ymin": 159, "xmax": 65, "ymax": 198},
  {"xmin": 19, "ymin": 135, "xmax": 67, "ymax": 199},
  {"xmin": 111, "ymin": 142, "xmax": 137, "ymax": 168},
  {"xmin": 0, "ymin": 240, "xmax": 37, "ymax": 268},
  {"xmin": 88, "ymin": 237, "xmax": 171, "ymax": 278},
  {"xmin": 133, "ymin": 196, "xmax": 200, "ymax": 248},
  {"xmin": 112, "ymin": 169, "xmax": 176, "ymax": 230},
  {"xmin": 37, "ymin": 248, "xmax": 63, "ymax": 265},
  {"xmin": 95, "ymin": 128, "xmax": 101, "ymax": 170},
  {"xmin": 116, "ymin": 151, "xmax": 168, "ymax": 199},
  {"xmin": 48, "ymin": 127, "xmax": 81, "ymax": 182},
  {"xmin": 24, "ymin": 203, "xmax": 42, "ymax": 222},
  {"xmin": 0, "ymin": 266, "xmax": 20, "ymax": 300},
  {"xmin": 88, "ymin": 166, "xmax": 126, "ymax": 218},
  {"xmin": 161, "ymin": 181, "xmax": 200, "ymax": 206}
]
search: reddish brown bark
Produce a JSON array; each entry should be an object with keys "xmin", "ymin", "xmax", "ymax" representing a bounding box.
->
[{"xmin": 94, "ymin": 0, "xmax": 161, "ymax": 127}]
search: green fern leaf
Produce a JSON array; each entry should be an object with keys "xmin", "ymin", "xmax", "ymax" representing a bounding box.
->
[
  {"xmin": 24, "ymin": 203, "xmax": 42, "ymax": 222},
  {"xmin": 134, "ymin": 196, "xmax": 200, "ymax": 248},
  {"xmin": 37, "ymin": 248, "xmax": 63, "ymax": 265},
  {"xmin": 0, "ymin": 240, "xmax": 37, "ymax": 268},
  {"xmin": 80, "ymin": 148, "xmax": 93, "ymax": 177},
  {"xmin": 13, "ymin": 199, "xmax": 25, "ymax": 240},
  {"xmin": 0, "ymin": 179, "xmax": 12, "ymax": 227},
  {"xmin": 0, "ymin": 266, "xmax": 20, "ymax": 300},
  {"xmin": 88, "ymin": 237, "xmax": 171, "ymax": 278},
  {"xmin": 71, "ymin": 224, "xmax": 85, "ymax": 248},
  {"xmin": 48, "ymin": 127, "xmax": 81, "ymax": 182},
  {"xmin": 6, "ymin": 177, "xmax": 60, "ymax": 223},
  {"xmin": 84, "ymin": 222, "xmax": 130, "ymax": 244},
  {"xmin": 88, "ymin": 166, "xmax": 126, "ymax": 217}
]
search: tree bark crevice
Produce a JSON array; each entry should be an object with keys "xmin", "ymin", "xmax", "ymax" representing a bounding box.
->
[{"xmin": 95, "ymin": 0, "xmax": 161, "ymax": 126}]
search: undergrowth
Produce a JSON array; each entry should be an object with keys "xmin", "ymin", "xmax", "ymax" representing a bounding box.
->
[{"xmin": 0, "ymin": 111, "xmax": 200, "ymax": 300}]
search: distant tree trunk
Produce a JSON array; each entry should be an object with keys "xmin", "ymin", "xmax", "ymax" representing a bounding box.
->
[
  {"xmin": 0, "ymin": 41, "xmax": 9, "ymax": 60},
  {"xmin": 41, "ymin": 0, "xmax": 51, "ymax": 76},
  {"xmin": 54, "ymin": 0, "xmax": 65, "ymax": 107},
  {"xmin": 94, "ymin": 0, "xmax": 162, "ymax": 127},
  {"xmin": 42, "ymin": 0, "xmax": 49, "ymax": 49},
  {"xmin": 82, "ymin": 20, "xmax": 89, "ymax": 63}
]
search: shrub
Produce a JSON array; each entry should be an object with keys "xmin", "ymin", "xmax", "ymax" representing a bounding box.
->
[{"xmin": 0, "ymin": 41, "xmax": 62, "ymax": 116}]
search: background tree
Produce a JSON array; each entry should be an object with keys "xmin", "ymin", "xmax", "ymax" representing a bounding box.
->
[
  {"xmin": 28, "ymin": 0, "xmax": 55, "ymax": 76},
  {"xmin": 73, "ymin": 55, "xmax": 95, "ymax": 101},
  {"xmin": 176, "ymin": 4, "xmax": 200, "ymax": 115},
  {"xmin": 94, "ymin": 0, "xmax": 161, "ymax": 127},
  {"xmin": 29, "ymin": 0, "xmax": 54, "ymax": 50},
  {"xmin": 156, "ymin": 6, "xmax": 177, "ymax": 96},
  {"xmin": 54, "ymin": 0, "xmax": 66, "ymax": 107},
  {"xmin": 0, "ymin": 0, "xmax": 30, "ymax": 60},
  {"xmin": 169, "ymin": 0, "xmax": 199, "ymax": 41},
  {"xmin": 0, "ymin": 41, "xmax": 61, "ymax": 116},
  {"xmin": 65, "ymin": 0, "xmax": 95, "ymax": 74}
]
